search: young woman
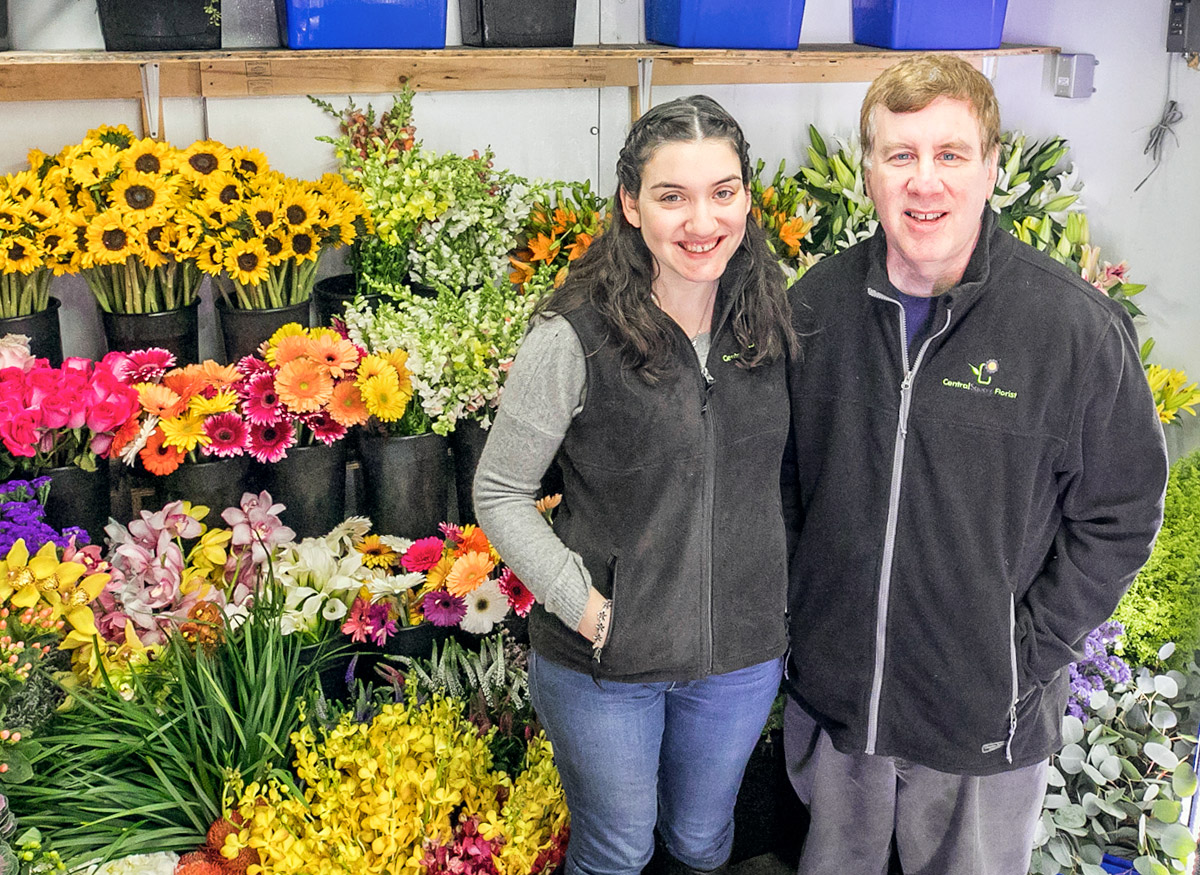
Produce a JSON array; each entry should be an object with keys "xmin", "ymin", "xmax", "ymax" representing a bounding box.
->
[{"xmin": 474, "ymin": 95, "xmax": 795, "ymax": 875}]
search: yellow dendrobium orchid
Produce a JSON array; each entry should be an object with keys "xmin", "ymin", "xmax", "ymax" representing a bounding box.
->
[{"xmin": 0, "ymin": 539, "xmax": 89, "ymax": 609}]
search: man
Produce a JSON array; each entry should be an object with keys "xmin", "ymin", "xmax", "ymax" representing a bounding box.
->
[{"xmin": 782, "ymin": 54, "xmax": 1168, "ymax": 875}]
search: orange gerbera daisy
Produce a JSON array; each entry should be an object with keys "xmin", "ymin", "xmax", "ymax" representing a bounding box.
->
[
  {"xmin": 162, "ymin": 368, "xmax": 208, "ymax": 401},
  {"xmin": 108, "ymin": 414, "xmax": 144, "ymax": 457},
  {"xmin": 444, "ymin": 551, "xmax": 494, "ymax": 598},
  {"xmin": 328, "ymin": 380, "xmax": 370, "ymax": 427},
  {"xmin": 136, "ymin": 382, "xmax": 186, "ymax": 418},
  {"xmin": 274, "ymin": 334, "xmax": 312, "ymax": 368},
  {"xmin": 308, "ymin": 332, "xmax": 359, "ymax": 379},
  {"xmin": 139, "ymin": 427, "xmax": 185, "ymax": 475},
  {"xmin": 455, "ymin": 525, "xmax": 492, "ymax": 559},
  {"xmin": 194, "ymin": 359, "xmax": 241, "ymax": 388},
  {"xmin": 275, "ymin": 358, "xmax": 332, "ymax": 413}
]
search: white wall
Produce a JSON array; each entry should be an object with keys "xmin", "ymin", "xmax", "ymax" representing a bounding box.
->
[{"xmin": 4, "ymin": 0, "xmax": 1198, "ymax": 454}]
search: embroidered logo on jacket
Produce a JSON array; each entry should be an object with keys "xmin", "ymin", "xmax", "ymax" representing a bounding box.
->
[{"xmin": 942, "ymin": 359, "xmax": 1018, "ymax": 400}]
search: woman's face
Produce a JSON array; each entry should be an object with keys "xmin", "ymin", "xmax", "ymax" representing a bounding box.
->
[{"xmin": 619, "ymin": 138, "xmax": 749, "ymax": 300}]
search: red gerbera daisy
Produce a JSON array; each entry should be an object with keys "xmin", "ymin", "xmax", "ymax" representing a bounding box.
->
[
  {"xmin": 498, "ymin": 567, "xmax": 535, "ymax": 617},
  {"xmin": 201, "ymin": 411, "xmax": 249, "ymax": 458},
  {"xmin": 243, "ymin": 371, "xmax": 284, "ymax": 425},
  {"xmin": 305, "ymin": 410, "xmax": 347, "ymax": 444},
  {"xmin": 247, "ymin": 420, "xmax": 295, "ymax": 463},
  {"xmin": 401, "ymin": 536, "xmax": 445, "ymax": 572}
]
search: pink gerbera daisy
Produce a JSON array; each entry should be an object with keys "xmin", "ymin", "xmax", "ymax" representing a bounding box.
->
[
  {"xmin": 305, "ymin": 410, "xmax": 347, "ymax": 445},
  {"xmin": 201, "ymin": 411, "xmax": 249, "ymax": 458},
  {"xmin": 439, "ymin": 522, "xmax": 464, "ymax": 544},
  {"xmin": 422, "ymin": 589, "xmax": 466, "ymax": 627},
  {"xmin": 401, "ymin": 536, "xmax": 445, "ymax": 572},
  {"xmin": 236, "ymin": 355, "xmax": 273, "ymax": 378},
  {"xmin": 247, "ymin": 420, "xmax": 295, "ymax": 463},
  {"xmin": 243, "ymin": 371, "xmax": 284, "ymax": 425},
  {"xmin": 498, "ymin": 567, "xmax": 535, "ymax": 617},
  {"xmin": 103, "ymin": 347, "xmax": 176, "ymax": 383}
]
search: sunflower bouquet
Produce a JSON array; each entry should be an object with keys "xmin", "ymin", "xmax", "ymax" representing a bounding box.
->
[
  {"xmin": 33, "ymin": 125, "xmax": 207, "ymax": 314},
  {"xmin": 187, "ymin": 153, "xmax": 370, "ymax": 310},
  {"xmin": 0, "ymin": 169, "xmax": 72, "ymax": 319},
  {"xmin": 508, "ymin": 179, "xmax": 607, "ymax": 293}
]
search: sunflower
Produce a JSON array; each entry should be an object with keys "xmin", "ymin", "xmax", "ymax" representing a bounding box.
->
[
  {"xmin": 178, "ymin": 140, "xmax": 233, "ymax": 183},
  {"xmin": 122, "ymin": 138, "xmax": 175, "ymax": 176},
  {"xmin": 275, "ymin": 358, "xmax": 333, "ymax": 413},
  {"xmin": 111, "ymin": 171, "xmax": 173, "ymax": 216},
  {"xmin": 83, "ymin": 211, "xmax": 140, "ymax": 265},
  {"xmin": 224, "ymin": 238, "xmax": 270, "ymax": 286},
  {"xmin": 1, "ymin": 236, "xmax": 40, "ymax": 274},
  {"xmin": 200, "ymin": 171, "xmax": 244, "ymax": 209},
  {"xmin": 279, "ymin": 185, "xmax": 321, "ymax": 228},
  {"xmin": 69, "ymin": 142, "xmax": 124, "ymax": 189},
  {"xmin": 228, "ymin": 146, "xmax": 270, "ymax": 179},
  {"xmin": 246, "ymin": 196, "xmax": 283, "ymax": 235},
  {"xmin": 284, "ymin": 226, "xmax": 319, "ymax": 262}
]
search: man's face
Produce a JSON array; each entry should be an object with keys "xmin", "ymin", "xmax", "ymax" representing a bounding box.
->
[{"xmin": 864, "ymin": 96, "xmax": 998, "ymax": 296}]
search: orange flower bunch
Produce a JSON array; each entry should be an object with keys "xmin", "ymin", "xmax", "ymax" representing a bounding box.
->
[
  {"xmin": 509, "ymin": 180, "xmax": 607, "ymax": 292},
  {"xmin": 749, "ymin": 158, "xmax": 821, "ymax": 283}
]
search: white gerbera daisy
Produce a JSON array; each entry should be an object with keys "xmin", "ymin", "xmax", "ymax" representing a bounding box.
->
[{"xmin": 458, "ymin": 578, "xmax": 509, "ymax": 635}]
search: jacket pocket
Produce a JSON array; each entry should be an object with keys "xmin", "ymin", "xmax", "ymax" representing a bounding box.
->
[{"xmin": 592, "ymin": 553, "xmax": 620, "ymax": 667}]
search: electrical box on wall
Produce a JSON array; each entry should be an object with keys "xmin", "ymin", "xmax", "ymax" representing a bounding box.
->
[
  {"xmin": 1167, "ymin": 0, "xmax": 1200, "ymax": 52},
  {"xmin": 1054, "ymin": 54, "xmax": 1097, "ymax": 99}
]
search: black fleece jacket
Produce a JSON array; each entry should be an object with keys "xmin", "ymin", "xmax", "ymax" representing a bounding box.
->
[{"xmin": 783, "ymin": 210, "xmax": 1168, "ymax": 775}]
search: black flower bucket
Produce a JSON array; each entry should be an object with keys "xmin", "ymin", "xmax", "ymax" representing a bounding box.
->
[{"xmin": 97, "ymin": 0, "xmax": 221, "ymax": 51}]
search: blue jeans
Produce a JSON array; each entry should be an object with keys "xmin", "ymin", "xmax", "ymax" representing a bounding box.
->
[{"xmin": 529, "ymin": 652, "xmax": 783, "ymax": 875}]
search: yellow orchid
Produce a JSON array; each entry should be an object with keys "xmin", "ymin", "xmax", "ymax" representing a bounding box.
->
[{"xmin": 1, "ymin": 539, "xmax": 89, "ymax": 609}]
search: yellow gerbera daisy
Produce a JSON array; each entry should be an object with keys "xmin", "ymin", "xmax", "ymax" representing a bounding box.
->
[
  {"xmin": 188, "ymin": 389, "xmax": 238, "ymax": 417},
  {"xmin": 359, "ymin": 372, "xmax": 409, "ymax": 422},
  {"xmin": 159, "ymin": 412, "xmax": 211, "ymax": 453},
  {"xmin": 357, "ymin": 354, "xmax": 397, "ymax": 384}
]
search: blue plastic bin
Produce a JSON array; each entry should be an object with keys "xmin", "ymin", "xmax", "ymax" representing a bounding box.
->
[
  {"xmin": 645, "ymin": 0, "xmax": 805, "ymax": 50},
  {"xmin": 851, "ymin": 0, "xmax": 1008, "ymax": 50},
  {"xmin": 275, "ymin": 0, "xmax": 447, "ymax": 49}
]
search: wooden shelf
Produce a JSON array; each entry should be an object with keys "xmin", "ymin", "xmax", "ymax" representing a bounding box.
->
[{"xmin": 0, "ymin": 43, "xmax": 1057, "ymax": 102}]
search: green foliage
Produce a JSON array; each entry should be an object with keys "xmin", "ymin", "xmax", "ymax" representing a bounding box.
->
[
  {"xmin": 394, "ymin": 633, "xmax": 535, "ymax": 775},
  {"xmin": 1114, "ymin": 450, "xmax": 1200, "ymax": 668},
  {"xmin": 792, "ymin": 125, "xmax": 878, "ymax": 258},
  {"xmin": 1, "ymin": 581, "xmax": 315, "ymax": 867},
  {"xmin": 1029, "ymin": 645, "xmax": 1200, "ymax": 875}
]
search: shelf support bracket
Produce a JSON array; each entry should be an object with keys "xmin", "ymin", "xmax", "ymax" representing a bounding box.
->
[
  {"xmin": 631, "ymin": 56, "xmax": 654, "ymax": 122},
  {"xmin": 980, "ymin": 55, "xmax": 998, "ymax": 81},
  {"xmin": 139, "ymin": 62, "xmax": 163, "ymax": 141}
]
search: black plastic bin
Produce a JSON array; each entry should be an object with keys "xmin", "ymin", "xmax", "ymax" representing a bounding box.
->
[
  {"xmin": 97, "ymin": 0, "xmax": 221, "ymax": 50},
  {"xmin": 459, "ymin": 0, "xmax": 575, "ymax": 47}
]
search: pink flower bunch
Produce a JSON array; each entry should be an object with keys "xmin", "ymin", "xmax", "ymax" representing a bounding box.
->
[
  {"xmin": 420, "ymin": 816, "xmax": 504, "ymax": 875},
  {"xmin": 0, "ymin": 342, "xmax": 140, "ymax": 473},
  {"xmin": 98, "ymin": 493, "xmax": 289, "ymax": 647},
  {"xmin": 340, "ymin": 596, "xmax": 396, "ymax": 646}
]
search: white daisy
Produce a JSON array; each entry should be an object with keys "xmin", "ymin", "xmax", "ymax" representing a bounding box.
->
[{"xmin": 459, "ymin": 578, "xmax": 509, "ymax": 635}]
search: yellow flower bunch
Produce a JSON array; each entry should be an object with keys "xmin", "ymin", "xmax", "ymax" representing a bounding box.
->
[
  {"xmin": 34, "ymin": 124, "xmax": 206, "ymax": 313},
  {"xmin": 0, "ymin": 168, "xmax": 71, "ymax": 318},
  {"xmin": 232, "ymin": 694, "xmax": 566, "ymax": 875},
  {"xmin": 1146, "ymin": 364, "xmax": 1200, "ymax": 425},
  {"xmin": 355, "ymin": 349, "xmax": 415, "ymax": 426},
  {"xmin": 190, "ymin": 157, "xmax": 371, "ymax": 309}
]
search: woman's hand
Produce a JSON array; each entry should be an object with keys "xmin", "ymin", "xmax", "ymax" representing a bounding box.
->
[{"xmin": 576, "ymin": 587, "xmax": 611, "ymax": 648}]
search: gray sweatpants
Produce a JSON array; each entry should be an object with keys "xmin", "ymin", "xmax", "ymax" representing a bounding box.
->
[{"xmin": 783, "ymin": 698, "xmax": 1049, "ymax": 875}]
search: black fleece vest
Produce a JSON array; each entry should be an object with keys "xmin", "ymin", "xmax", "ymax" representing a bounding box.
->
[{"xmin": 528, "ymin": 281, "xmax": 791, "ymax": 683}]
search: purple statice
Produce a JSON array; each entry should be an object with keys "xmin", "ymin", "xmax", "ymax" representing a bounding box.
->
[
  {"xmin": 0, "ymin": 477, "xmax": 88, "ymax": 555},
  {"xmin": 1066, "ymin": 620, "xmax": 1132, "ymax": 720}
]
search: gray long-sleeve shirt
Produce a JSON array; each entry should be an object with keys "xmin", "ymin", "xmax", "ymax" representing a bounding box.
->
[{"xmin": 473, "ymin": 314, "xmax": 710, "ymax": 631}]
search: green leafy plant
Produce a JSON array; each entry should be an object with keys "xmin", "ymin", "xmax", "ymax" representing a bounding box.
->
[
  {"xmin": 749, "ymin": 158, "xmax": 821, "ymax": 285},
  {"xmin": 1114, "ymin": 449, "xmax": 1200, "ymax": 668},
  {"xmin": 1029, "ymin": 643, "xmax": 1200, "ymax": 875},
  {"xmin": 391, "ymin": 632, "xmax": 535, "ymax": 775},
  {"xmin": 2, "ymin": 577, "xmax": 314, "ymax": 866},
  {"xmin": 793, "ymin": 125, "xmax": 877, "ymax": 258}
]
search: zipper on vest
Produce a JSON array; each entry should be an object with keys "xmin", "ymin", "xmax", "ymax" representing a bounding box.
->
[{"xmin": 862, "ymin": 289, "xmax": 951, "ymax": 755}]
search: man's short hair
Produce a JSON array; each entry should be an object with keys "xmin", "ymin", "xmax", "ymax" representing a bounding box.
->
[{"xmin": 859, "ymin": 54, "xmax": 1001, "ymax": 168}]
